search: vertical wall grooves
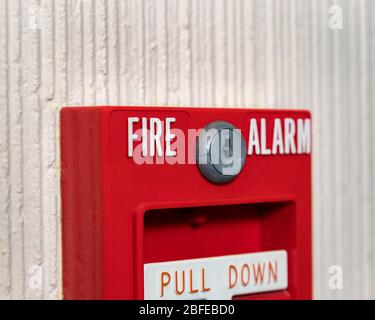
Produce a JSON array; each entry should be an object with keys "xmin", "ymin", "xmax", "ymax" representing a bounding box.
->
[
  {"xmin": 0, "ymin": 0, "xmax": 374, "ymax": 300},
  {"xmin": 369, "ymin": 0, "xmax": 375, "ymax": 299},
  {"xmin": 15, "ymin": 0, "xmax": 25, "ymax": 299},
  {"xmin": 41, "ymin": 0, "xmax": 58, "ymax": 299},
  {"xmin": 37, "ymin": 0, "xmax": 44, "ymax": 300},
  {"xmin": 107, "ymin": 0, "xmax": 120, "ymax": 105},
  {"xmin": 358, "ymin": 0, "xmax": 371, "ymax": 300},
  {"xmin": 331, "ymin": 0, "xmax": 344, "ymax": 300},
  {"xmin": 0, "ymin": 0, "xmax": 10, "ymax": 300}
]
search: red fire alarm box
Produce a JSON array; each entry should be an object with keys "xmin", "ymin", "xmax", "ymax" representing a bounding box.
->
[{"xmin": 61, "ymin": 106, "xmax": 312, "ymax": 300}]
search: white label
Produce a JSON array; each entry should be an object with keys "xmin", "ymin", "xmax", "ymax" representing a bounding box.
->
[{"xmin": 144, "ymin": 250, "xmax": 288, "ymax": 300}]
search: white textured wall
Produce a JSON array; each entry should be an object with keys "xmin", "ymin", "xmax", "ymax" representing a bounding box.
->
[{"xmin": 0, "ymin": 0, "xmax": 374, "ymax": 300}]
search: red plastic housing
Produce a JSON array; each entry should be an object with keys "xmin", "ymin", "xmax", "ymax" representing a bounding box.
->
[{"xmin": 61, "ymin": 106, "xmax": 312, "ymax": 300}]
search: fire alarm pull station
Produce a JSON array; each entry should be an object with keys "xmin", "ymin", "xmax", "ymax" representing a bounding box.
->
[{"xmin": 61, "ymin": 106, "xmax": 312, "ymax": 300}]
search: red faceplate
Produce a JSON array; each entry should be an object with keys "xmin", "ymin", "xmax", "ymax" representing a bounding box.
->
[{"xmin": 61, "ymin": 106, "xmax": 312, "ymax": 300}]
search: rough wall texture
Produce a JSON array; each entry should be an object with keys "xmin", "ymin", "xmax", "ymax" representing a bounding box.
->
[{"xmin": 0, "ymin": 0, "xmax": 374, "ymax": 300}]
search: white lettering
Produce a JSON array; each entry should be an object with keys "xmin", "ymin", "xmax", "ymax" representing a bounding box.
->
[
  {"xmin": 272, "ymin": 119, "xmax": 284, "ymax": 155},
  {"xmin": 284, "ymin": 118, "xmax": 296, "ymax": 154},
  {"xmin": 260, "ymin": 119, "xmax": 271, "ymax": 155},
  {"xmin": 248, "ymin": 119, "xmax": 260, "ymax": 155},
  {"xmin": 165, "ymin": 117, "xmax": 176, "ymax": 157},
  {"xmin": 141, "ymin": 117, "xmax": 148, "ymax": 157},
  {"xmin": 297, "ymin": 119, "xmax": 311, "ymax": 154},
  {"xmin": 149, "ymin": 118, "xmax": 163, "ymax": 157},
  {"xmin": 128, "ymin": 116, "xmax": 311, "ymax": 161},
  {"xmin": 128, "ymin": 117, "xmax": 139, "ymax": 157}
]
